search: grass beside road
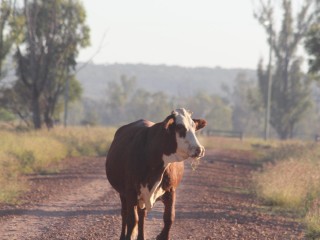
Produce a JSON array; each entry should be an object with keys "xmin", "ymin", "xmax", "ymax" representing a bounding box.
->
[
  {"xmin": 199, "ymin": 135, "xmax": 281, "ymax": 152},
  {"xmin": 200, "ymin": 136, "xmax": 320, "ymax": 238},
  {"xmin": 252, "ymin": 142, "xmax": 320, "ymax": 238},
  {"xmin": 0, "ymin": 127, "xmax": 116, "ymax": 204}
]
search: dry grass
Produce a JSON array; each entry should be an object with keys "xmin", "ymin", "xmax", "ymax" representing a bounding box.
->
[
  {"xmin": 252, "ymin": 142, "xmax": 320, "ymax": 237},
  {"xmin": 254, "ymin": 159, "xmax": 320, "ymax": 209},
  {"xmin": 39, "ymin": 126, "xmax": 116, "ymax": 157},
  {"xmin": 198, "ymin": 136, "xmax": 253, "ymax": 151},
  {"xmin": 0, "ymin": 126, "xmax": 116, "ymax": 203},
  {"xmin": 305, "ymin": 199, "xmax": 320, "ymax": 239},
  {"xmin": 0, "ymin": 152, "xmax": 25, "ymax": 203},
  {"xmin": 201, "ymin": 136, "xmax": 320, "ymax": 236},
  {"xmin": 198, "ymin": 136, "xmax": 281, "ymax": 156}
]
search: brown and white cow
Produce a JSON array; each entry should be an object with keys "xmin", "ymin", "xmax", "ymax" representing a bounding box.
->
[{"xmin": 106, "ymin": 108, "xmax": 206, "ymax": 240}]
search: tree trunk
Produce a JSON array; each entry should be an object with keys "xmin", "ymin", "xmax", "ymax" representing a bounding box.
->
[
  {"xmin": 32, "ymin": 93, "xmax": 42, "ymax": 129},
  {"xmin": 44, "ymin": 104, "xmax": 54, "ymax": 130},
  {"xmin": 44, "ymin": 114, "xmax": 53, "ymax": 129},
  {"xmin": 279, "ymin": 128, "xmax": 289, "ymax": 140}
]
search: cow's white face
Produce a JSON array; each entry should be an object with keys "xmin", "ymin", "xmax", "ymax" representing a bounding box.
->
[{"xmin": 163, "ymin": 108, "xmax": 206, "ymax": 164}]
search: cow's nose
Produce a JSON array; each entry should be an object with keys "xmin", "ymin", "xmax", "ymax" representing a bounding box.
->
[{"xmin": 193, "ymin": 146, "xmax": 205, "ymax": 158}]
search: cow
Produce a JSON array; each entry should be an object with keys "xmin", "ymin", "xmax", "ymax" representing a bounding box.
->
[{"xmin": 106, "ymin": 108, "xmax": 207, "ymax": 240}]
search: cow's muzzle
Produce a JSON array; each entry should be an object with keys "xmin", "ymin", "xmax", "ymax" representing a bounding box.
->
[{"xmin": 191, "ymin": 146, "xmax": 205, "ymax": 158}]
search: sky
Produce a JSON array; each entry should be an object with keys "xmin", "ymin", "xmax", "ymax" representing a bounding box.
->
[{"xmin": 78, "ymin": 0, "xmax": 270, "ymax": 69}]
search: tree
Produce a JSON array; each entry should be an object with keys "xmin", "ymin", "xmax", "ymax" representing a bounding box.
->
[
  {"xmin": 0, "ymin": 0, "xmax": 23, "ymax": 80},
  {"xmin": 148, "ymin": 92, "xmax": 173, "ymax": 122},
  {"xmin": 254, "ymin": 0, "xmax": 315, "ymax": 139},
  {"xmin": 13, "ymin": 0, "xmax": 89, "ymax": 129},
  {"xmin": 103, "ymin": 75, "xmax": 173, "ymax": 125},
  {"xmin": 305, "ymin": 0, "xmax": 320, "ymax": 73},
  {"xmin": 105, "ymin": 75, "xmax": 136, "ymax": 124},
  {"xmin": 184, "ymin": 91, "xmax": 232, "ymax": 131},
  {"xmin": 0, "ymin": 1, "xmax": 12, "ymax": 79},
  {"xmin": 206, "ymin": 95, "xmax": 232, "ymax": 131},
  {"xmin": 231, "ymin": 73, "xmax": 264, "ymax": 137},
  {"xmin": 0, "ymin": 1, "xmax": 13, "ymax": 79},
  {"xmin": 305, "ymin": 24, "xmax": 320, "ymax": 73},
  {"xmin": 0, "ymin": 79, "xmax": 32, "ymax": 126},
  {"xmin": 126, "ymin": 88, "xmax": 151, "ymax": 122},
  {"xmin": 185, "ymin": 91, "xmax": 212, "ymax": 119},
  {"xmin": 0, "ymin": 108, "xmax": 15, "ymax": 122}
]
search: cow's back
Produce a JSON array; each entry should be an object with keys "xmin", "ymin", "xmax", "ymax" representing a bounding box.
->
[{"xmin": 106, "ymin": 119, "xmax": 154, "ymax": 194}]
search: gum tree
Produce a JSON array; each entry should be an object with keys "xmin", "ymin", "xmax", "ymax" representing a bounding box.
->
[
  {"xmin": 14, "ymin": 0, "xmax": 90, "ymax": 129},
  {"xmin": 255, "ymin": 0, "xmax": 315, "ymax": 139}
]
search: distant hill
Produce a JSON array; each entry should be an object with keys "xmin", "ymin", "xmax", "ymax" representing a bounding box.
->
[{"xmin": 76, "ymin": 63, "xmax": 256, "ymax": 100}]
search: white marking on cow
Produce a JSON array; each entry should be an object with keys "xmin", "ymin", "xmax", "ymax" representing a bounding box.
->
[
  {"xmin": 173, "ymin": 108, "xmax": 204, "ymax": 158},
  {"xmin": 162, "ymin": 150, "xmax": 189, "ymax": 165},
  {"xmin": 138, "ymin": 164, "xmax": 170, "ymax": 211}
]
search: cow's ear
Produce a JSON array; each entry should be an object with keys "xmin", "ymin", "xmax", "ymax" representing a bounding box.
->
[
  {"xmin": 193, "ymin": 119, "xmax": 207, "ymax": 131},
  {"xmin": 164, "ymin": 114, "xmax": 175, "ymax": 130}
]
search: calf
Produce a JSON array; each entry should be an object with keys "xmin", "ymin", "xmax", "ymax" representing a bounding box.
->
[{"xmin": 106, "ymin": 108, "xmax": 206, "ymax": 240}]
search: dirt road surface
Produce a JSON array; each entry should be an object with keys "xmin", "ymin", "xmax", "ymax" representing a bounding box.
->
[{"xmin": 0, "ymin": 150, "xmax": 304, "ymax": 239}]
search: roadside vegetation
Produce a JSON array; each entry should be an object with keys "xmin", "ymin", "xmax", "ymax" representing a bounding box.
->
[
  {"xmin": 199, "ymin": 135, "xmax": 279, "ymax": 153},
  {"xmin": 253, "ymin": 142, "xmax": 320, "ymax": 239},
  {"xmin": 200, "ymin": 136, "xmax": 320, "ymax": 238},
  {"xmin": 0, "ymin": 127, "xmax": 115, "ymax": 204}
]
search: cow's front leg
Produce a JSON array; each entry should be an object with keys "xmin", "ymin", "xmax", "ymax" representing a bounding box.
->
[
  {"xmin": 120, "ymin": 195, "xmax": 127, "ymax": 240},
  {"xmin": 157, "ymin": 190, "xmax": 176, "ymax": 240},
  {"xmin": 137, "ymin": 207, "xmax": 147, "ymax": 240},
  {"xmin": 125, "ymin": 192, "xmax": 139, "ymax": 240}
]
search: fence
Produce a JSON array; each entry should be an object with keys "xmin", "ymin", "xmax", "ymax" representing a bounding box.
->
[{"xmin": 202, "ymin": 129, "xmax": 243, "ymax": 140}]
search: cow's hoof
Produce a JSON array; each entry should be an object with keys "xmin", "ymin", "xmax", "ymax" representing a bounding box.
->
[
  {"xmin": 137, "ymin": 235, "xmax": 145, "ymax": 240},
  {"xmin": 156, "ymin": 233, "xmax": 169, "ymax": 240}
]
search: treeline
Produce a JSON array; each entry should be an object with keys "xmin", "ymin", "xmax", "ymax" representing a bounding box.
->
[
  {"xmin": 75, "ymin": 63, "xmax": 255, "ymax": 100},
  {"xmin": 67, "ymin": 67, "xmax": 320, "ymax": 139},
  {"xmin": 67, "ymin": 73, "xmax": 264, "ymax": 137}
]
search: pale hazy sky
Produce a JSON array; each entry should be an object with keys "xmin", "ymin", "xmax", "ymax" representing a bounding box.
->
[{"xmin": 78, "ymin": 0, "xmax": 269, "ymax": 69}]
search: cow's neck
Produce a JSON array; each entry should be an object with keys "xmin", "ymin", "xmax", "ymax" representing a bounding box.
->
[{"xmin": 146, "ymin": 122, "xmax": 178, "ymax": 165}]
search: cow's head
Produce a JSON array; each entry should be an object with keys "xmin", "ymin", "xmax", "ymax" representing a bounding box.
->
[{"xmin": 163, "ymin": 108, "xmax": 206, "ymax": 164}]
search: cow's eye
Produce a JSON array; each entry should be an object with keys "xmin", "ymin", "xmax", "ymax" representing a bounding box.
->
[
  {"xmin": 176, "ymin": 125, "xmax": 187, "ymax": 137},
  {"xmin": 176, "ymin": 125, "xmax": 185, "ymax": 131}
]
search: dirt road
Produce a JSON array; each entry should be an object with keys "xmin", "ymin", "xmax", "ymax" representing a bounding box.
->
[{"xmin": 0, "ymin": 150, "xmax": 304, "ymax": 239}]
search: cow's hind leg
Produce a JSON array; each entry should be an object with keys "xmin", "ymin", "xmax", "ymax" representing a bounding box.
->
[
  {"xmin": 120, "ymin": 195, "xmax": 127, "ymax": 240},
  {"xmin": 157, "ymin": 190, "xmax": 176, "ymax": 240},
  {"xmin": 137, "ymin": 207, "xmax": 146, "ymax": 240}
]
